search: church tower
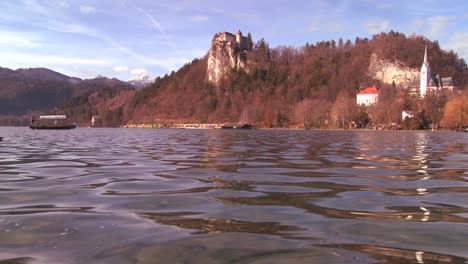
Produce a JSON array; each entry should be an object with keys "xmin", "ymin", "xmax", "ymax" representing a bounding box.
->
[{"xmin": 420, "ymin": 45, "xmax": 431, "ymax": 97}]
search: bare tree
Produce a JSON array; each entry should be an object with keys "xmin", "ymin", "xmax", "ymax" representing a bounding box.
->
[{"xmin": 331, "ymin": 91, "xmax": 358, "ymax": 128}]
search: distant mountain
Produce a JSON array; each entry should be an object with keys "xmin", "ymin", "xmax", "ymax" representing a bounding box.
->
[
  {"xmin": 127, "ymin": 74, "xmax": 154, "ymax": 88},
  {"xmin": 83, "ymin": 76, "xmax": 132, "ymax": 89},
  {"xmin": 0, "ymin": 67, "xmax": 81, "ymax": 84},
  {"xmin": 0, "ymin": 67, "xmax": 133, "ymax": 118}
]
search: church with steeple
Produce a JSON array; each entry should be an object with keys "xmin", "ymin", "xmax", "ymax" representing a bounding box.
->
[
  {"xmin": 415, "ymin": 45, "xmax": 454, "ymax": 97},
  {"xmin": 420, "ymin": 46, "xmax": 431, "ymax": 97}
]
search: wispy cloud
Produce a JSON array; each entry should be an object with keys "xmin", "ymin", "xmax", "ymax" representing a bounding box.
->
[
  {"xmin": 0, "ymin": 31, "xmax": 41, "ymax": 47},
  {"xmin": 408, "ymin": 18, "xmax": 425, "ymax": 33},
  {"xmin": 362, "ymin": 0, "xmax": 394, "ymax": 9},
  {"xmin": 103, "ymin": 35, "xmax": 188, "ymax": 70},
  {"xmin": 364, "ymin": 18, "xmax": 390, "ymax": 34},
  {"xmin": 54, "ymin": 0, "xmax": 69, "ymax": 8},
  {"xmin": 80, "ymin": 5, "xmax": 96, "ymax": 14},
  {"xmin": 306, "ymin": 18, "xmax": 320, "ymax": 33},
  {"xmin": 0, "ymin": 1, "xmax": 98, "ymax": 37},
  {"xmin": 427, "ymin": 16, "xmax": 454, "ymax": 38},
  {"xmin": 190, "ymin": 15, "xmax": 209, "ymax": 22},
  {"xmin": 135, "ymin": 7, "xmax": 164, "ymax": 34},
  {"xmin": 329, "ymin": 23, "xmax": 345, "ymax": 32},
  {"xmin": 130, "ymin": 68, "xmax": 147, "ymax": 75},
  {"xmin": 114, "ymin": 66, "xmax": 129, "ymax": 72},
  {"xmin": 0, "ymin": 52, "xmax": 108, "ymax": 65},
  {"xmin": 407, "ymin": 16, "xmax": 457, "ymax": 39},
  {"xmin": 210, "ymin": 7, "xmax": 224, "ymax": 14},
  {"xmin": 306, "ymin": 17, "xmax": 344, "ymax": 33},
  {"xmin": 233, "ymin": 11, "xmax": 260, "ymax": 25},
  {"xmin": 47, "ymin": 22, "xmax": 98, "ymax": 36},
  {"xmin": 445, "ymin": 31, "xmax": 468, "ymax": 60},
  {"xmin": 21, "ymin": 0, "xmax": 50, "ymax": 16}
]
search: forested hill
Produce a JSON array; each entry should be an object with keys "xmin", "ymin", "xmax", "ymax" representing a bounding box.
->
[
  {"xmin": 0, "ymin": 67, "xmax": 133, "ymax": 125},
  {"xmin": 28, "ymin": 31, "xmax": 468, "ymax": 127}
]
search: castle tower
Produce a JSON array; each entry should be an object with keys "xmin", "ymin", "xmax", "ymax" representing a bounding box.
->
[
  {"xmin": 236, "ymin": 29, "xmax": 243, "ymax": 48},
  {"xmin": 420, "ymin": 45, "xmax": 431, "ymax": 97}
]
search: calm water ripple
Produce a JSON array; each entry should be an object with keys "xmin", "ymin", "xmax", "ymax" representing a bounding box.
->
[{"xmin": 0, "ymin": 127, "xmax": 467, "ymax": 263}]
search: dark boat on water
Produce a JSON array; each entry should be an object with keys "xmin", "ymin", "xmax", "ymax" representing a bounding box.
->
[
  {"xmin": 29, "ymin": 115, "xmax": 77, "ymax": 130},
  {"xmin": 220, "ymin": 123, "xmax": 253, "ymax": 129}
]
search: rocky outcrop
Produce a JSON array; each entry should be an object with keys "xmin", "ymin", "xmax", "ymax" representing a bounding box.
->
[
  {"xmin": 207, "ymin": 31, "xmax": 250, "ymax": 85},
  {"xmin": 369, "ymin": 53, "xmax": 419, "ymax": 88}
]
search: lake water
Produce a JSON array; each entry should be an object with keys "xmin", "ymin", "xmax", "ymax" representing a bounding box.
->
[{"xmin": 0, "ymin": 127, "xmax": 467, "ymax": 263}]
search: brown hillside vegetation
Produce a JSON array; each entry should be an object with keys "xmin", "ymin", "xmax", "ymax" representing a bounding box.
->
[
  {"xmin": 441, "ymin": 93, "xmax": 468, "ymax": 130},
  {"xmin": 50, "ymin": 31, "xmax": 468, "ymax": 128},
  {"xmin": 104, "ymin": 31, "xmax": 466, "ymax": 127}
]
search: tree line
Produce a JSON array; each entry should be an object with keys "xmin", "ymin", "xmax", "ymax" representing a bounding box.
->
[{"xmin": 48, "ymin": 31, "xmax": 467, "ymax": 129}]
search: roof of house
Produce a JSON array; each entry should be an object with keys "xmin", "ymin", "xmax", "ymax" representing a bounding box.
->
[
  {"xmin": 441, "ymin": 77, "xmax": 453, "ymax": 86},
  {"xmin": 357, "ymin": 86, "xmax": 379, "ymax": 95},
  {"xmin": 428, "ymin": 76, "xmax": 454, "ymax": 87}
]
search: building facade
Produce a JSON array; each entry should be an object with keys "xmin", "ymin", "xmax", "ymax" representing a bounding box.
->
[
  {"xmin": 214, "ymin": 30, "xmax": 248, "ymax": 50},
  {"xmin": 357, "ymin": 86, "xmax": 379, "ymax": 106}
]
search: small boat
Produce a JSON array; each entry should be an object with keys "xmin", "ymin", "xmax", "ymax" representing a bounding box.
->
[
  {"xmin": 220, "ymin": 123, "xmax": 253, "ymax": 129},
  {"xmin": 29, "ymin": 115, "xmax": 77, "ymax": 130}
]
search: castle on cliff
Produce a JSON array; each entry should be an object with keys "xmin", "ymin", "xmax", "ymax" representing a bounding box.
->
[
  {"xmin": 213, "ymin": 30, "xmax": 249, "ymax": 50},
  {"xmin": 207, "ymin": 30, "xmax": 252, "ymax": 84}
]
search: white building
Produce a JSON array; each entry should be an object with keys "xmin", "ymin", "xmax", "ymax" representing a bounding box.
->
[
  {"xmin": 357, "ymin": 86, "xmax": 379, "ymax": 106},
  {"xmin": 413, "ymin": 45, "xmax": 455, "ymax": 97},
  {"xmin": 402, "ymin": 110, "xmax": 414, "ymax": 121},
  {"xmin": 420, "ymin": 46, "xmax": 431, "ymax": 97}
]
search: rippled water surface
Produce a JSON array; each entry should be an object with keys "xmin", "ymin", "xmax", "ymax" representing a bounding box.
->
[{"xmin": 0, "ymin": 127, "xmax": 467, "ymax": 263}]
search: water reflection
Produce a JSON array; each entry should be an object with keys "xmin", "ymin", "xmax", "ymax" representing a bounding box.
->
[
  {"xmin": 414, "ymin": 132, "xmax": 430, "ymax": 179},
  {"xmin": 0, "ymin": 127, "xmax": 467, "ymax": 263},
  {"xmin": 334, "ymin": 244, "xmax": 467, "ymax": 264}
]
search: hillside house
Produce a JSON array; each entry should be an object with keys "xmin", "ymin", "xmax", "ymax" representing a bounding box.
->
[{"xmin": 357, "ymin": 86, "xmax": 379, "ymax": 106}]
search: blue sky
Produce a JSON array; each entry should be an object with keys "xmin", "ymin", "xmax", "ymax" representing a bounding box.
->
[{"xmin": 1, "ymin": 0, "xmax": 467, "ymax": 81}]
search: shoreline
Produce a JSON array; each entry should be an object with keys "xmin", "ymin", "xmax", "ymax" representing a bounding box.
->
[{"xmin": 0, "ymin": 125, "xmax": 464, "ymax": 132}]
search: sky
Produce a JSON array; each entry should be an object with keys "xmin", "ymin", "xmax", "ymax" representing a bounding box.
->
[{"xmin": 0, "ymin": 0, "xmax": 467, "ymax": 81}]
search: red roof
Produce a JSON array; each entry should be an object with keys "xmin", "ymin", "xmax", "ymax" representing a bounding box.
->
[{"xmin": 357, "ymin": 86, "xmax": 378, "ymax": 95}]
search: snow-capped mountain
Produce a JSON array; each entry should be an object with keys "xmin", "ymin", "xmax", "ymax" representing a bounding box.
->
[{"xmin": 127, "ymin": 74, "xmax": 154, "ymax": 88}]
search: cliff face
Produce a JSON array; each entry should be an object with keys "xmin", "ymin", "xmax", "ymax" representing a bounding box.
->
[
  {"xmin": 207, "ymin": 31, "xmax": 250, "ymax": 85},
  {"xmin": 369, "ymin": 53, "xmax": 419, "ymax": 88}
]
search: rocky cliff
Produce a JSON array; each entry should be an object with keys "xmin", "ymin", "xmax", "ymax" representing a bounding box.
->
[
  {"xmin": 207, "ymin": 31, "xmax": 251, "ymax": 85},
  {"xmin": 369, "ymin": 53, "xmax": 419, "ymax": 88}
]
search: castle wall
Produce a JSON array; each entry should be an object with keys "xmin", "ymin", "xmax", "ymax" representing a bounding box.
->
[
  {"xmin": 215, "ymin": 31, "xmax": 248, "ymax": 50},
  {"xmin": 219, "ymin": 32, "xmax": 236, "ymax": 43}
]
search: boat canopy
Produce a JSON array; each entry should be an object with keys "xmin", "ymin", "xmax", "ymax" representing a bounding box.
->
[{"xmin": 39, "ymin": 115, "xmax": 67, "ymax": 120}]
